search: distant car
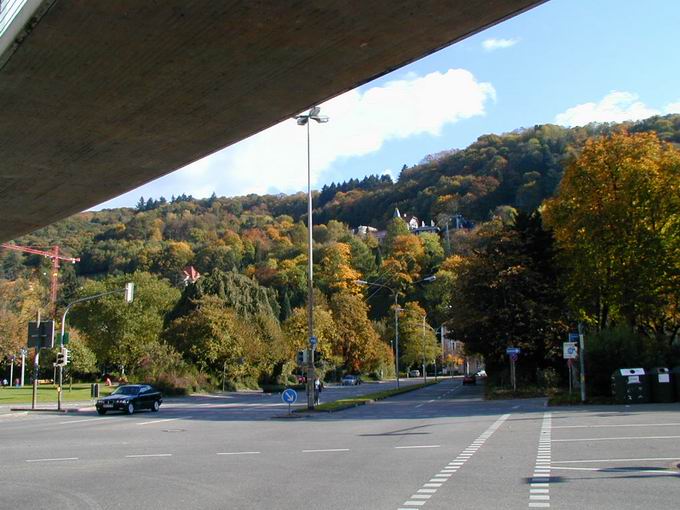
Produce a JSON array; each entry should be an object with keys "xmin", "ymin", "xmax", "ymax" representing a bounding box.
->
[
  {"xmin": 297, "ymin": 375, "xmax": 307, "ymax": 384},
  {"xmin": 96, "ymin": 384, "xmax": 162, "ymax": 415},
  {"xmin": 462, "ymin": 374, "xmax": 477, "ymax": 386},
  {"xmin": 475, "ymin": 370, "xmax": 487, "ymax": 378},
  {"xmin": 409, "ymin": 370, "xmax": 420, "ymax": 377},
  {"xmin": 341, "ymin": 375, "xmax": 361, "ymax": 386}
]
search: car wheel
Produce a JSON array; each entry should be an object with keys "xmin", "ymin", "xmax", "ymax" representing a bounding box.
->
[
  {"xmin": 126, "ymin": 403, "xmax": 135, "ymax": 415},
  {"xmin": 152, "ymin": 400, "xmax": 160, "ymax": 412},
  {"xmin": 96, "ymin": 408, "xmax": 106, "ymax": 416}
]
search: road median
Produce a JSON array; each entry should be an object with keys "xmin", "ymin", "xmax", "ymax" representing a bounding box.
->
[{"xmin": 298, "ymin": 381, "xmax": 439, "ymax": 413}]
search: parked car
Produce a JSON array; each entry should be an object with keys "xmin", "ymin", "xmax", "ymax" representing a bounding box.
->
[
  {"xmin": 341, "ymin": 375, "xmax": 361, "ymax": 386},
  {"xmin": 475, "ymin": 370, "xmax": 487, "ymax": 378},
  {"xmin": 409, "ymin": 370, "xmax": 420, "ymax": 377},
  {"xmin": 96, "ymin": 384, "xmax": 162, "ymax": 415},
  {"xmin": 462, "ymin": 374, "xmax": 477, "ymax": 386},
  {"xmin": 297, "ymin": 375, "xmax": 307, "ymax": 384}
]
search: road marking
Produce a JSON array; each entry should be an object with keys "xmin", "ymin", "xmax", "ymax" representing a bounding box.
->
[
  {"xmin": 415, "ymin": 403, "xmax": 425, "ymax": 408},
  {"xmin": 216, "ymin": 451, "xmax": 261, "ymax": 456},
  {"xmin": 395, "ymin": 445, "xmax": 440, "ymax": 449},
  {"xmin": 125, "ymin": 453, "xmax": 172, "ymax": 458},
  {"xmin": 57, "ymin": 417, "xmax": 114, "ymax": 425},
  {"xmin": 549, "ymin": 466, "xmax": 679, "ymax": 475},
  {"xmin": 552, "ymin": 457, "xmax": 680, "ymax": 464},
  {"xmin": 26, "ymin": 457, "xmax": 78, "ymax": 463},
  {"xmin": 552, "ymin": 435, "xmax": 680, "ymax": 442},
  {"xmin": 553, "ymin": 423, "xmax": 680, "ymax": 429},
  {"xmin": 396, "ymin": 414, "xmax": 510, "ymax": 509},
  {"xmin": 529, "ymin": 412, "xmax": 552, "ymax": 509},
  {"xmin": 137, "ymin": 417, "xmax": 191, "ymax": 426},
  {"xmin": 302, "ymin": 448, "xmax": 350, "ymax": 453}
]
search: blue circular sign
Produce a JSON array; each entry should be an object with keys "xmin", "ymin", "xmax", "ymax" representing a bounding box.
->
[{"xmin": 282, "ymin": 388, "xmax": 298, "ymax": 404}]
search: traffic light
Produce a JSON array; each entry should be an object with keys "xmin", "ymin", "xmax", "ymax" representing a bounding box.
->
[
  {"xmin": 314, "ymin": 350, "xmax": 323, "ymax": 364},
  {"xmin": 296, "ymin": 351, "xmax": 306, "ymax": 365},
  {"xmin": 55, "ymin": 347, "xmax": 69, "ymax": 367}
]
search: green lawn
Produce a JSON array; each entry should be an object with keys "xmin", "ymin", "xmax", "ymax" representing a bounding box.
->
[
  {"xmin": 0, "ymin": 383, "xmax": 114, "ymax": 405},
  {"xmin": 308, "ymin": 381, "xmax": 439, "ymax": 412}
]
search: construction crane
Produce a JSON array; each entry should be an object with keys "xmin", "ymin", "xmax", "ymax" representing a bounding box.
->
[{"xmin": 0, "ymin": 243, "xmax": 80, "ymax": 319}]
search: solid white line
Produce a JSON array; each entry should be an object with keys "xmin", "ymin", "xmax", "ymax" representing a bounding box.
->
[
  {"xmin": 395, "ymin": 445, "xmax": 440, "ymax": 449},
  {"xmin": 216, "ymin": 451, "xmax": 261, "ymax": 456},
  {"xmin": 549, "ymin": 466, "xmax": 678, "ymax": 474},
  {"xmin": 137, "ymin": 417, "xmax": 191, "ymax": 426},
  {"xmin": 552, "ymin": 435, "xmax": 680, "ymax": 442},
  {"xmin": 553, "ymin": 423, "xmax": 680, "ymax": 429},
  {"xmin": 302, "ymin": 448, "xmax": 349, "ymax": 453},
  {"xmin": 57, "ymin": 417, "xmax": 113, "ymax": 425},
  {"xmin": 125, "ymin": 453, "xmax": 172, "ymax": 458},
  {"xmin": 26, "ymin": 457, "xmax": 78, "ymax": 463},
  {"xmin": 552, "ymin": 457, "xmax": 680, "ymax": 464}
]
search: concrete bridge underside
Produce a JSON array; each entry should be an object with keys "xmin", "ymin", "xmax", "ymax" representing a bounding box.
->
[{"xmin": 0, "ymin": 0, "xmax": 543, "ymax": 242}]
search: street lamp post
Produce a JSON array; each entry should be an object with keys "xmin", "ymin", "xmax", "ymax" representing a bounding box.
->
[
  {"xmin": 295, "ymin": 106, "xmax": 328, "ymax": 410},
  {"xmin": 57, "ymin": 283, "xmax": 134, "ymax": 411},
  {"xmin": 356, "ymin": 275, "xmax": 435, "ymax": 390}
]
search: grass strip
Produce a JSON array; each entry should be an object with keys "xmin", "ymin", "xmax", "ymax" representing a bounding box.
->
[
  {"xmin": 0, "ymin": 383, "xmax": 113, "ymax": 405},
  {"xmin": 301, "ymin": 381, "xmax": 439, "ymax": 413}
]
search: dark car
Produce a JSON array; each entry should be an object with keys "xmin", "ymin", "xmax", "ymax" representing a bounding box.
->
[
  {"xmin": 462, "ymin": 374, "xmax": 477, "ymax": 386},
  {"xmin": 96, "ymin": 384, "xmax": 162, "ymax": 415},
  {"xmin": 341, "ymin": 375, "xmax": 361, "ymax": 386}
]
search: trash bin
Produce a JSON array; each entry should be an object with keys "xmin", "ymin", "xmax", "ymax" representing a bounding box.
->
[
  {"xmin": 649, "ymin": 367, "xmax": 674, "ymax": 403},
  {"xmin": 611, "ymin": 368, "xmax": 651, "ymax": 404},
  {"xmin": 90, "ymin": 383, "xmax": 99, "ymax": 398},
  {"xmin": 672, "ymin": 367, "xmax": 680, "ymax": 402}
]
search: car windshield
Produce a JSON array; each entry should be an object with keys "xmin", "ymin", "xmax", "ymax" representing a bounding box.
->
[{"xmin": 112, "ymin": 386, "xmax": 140, "ymax": 396}]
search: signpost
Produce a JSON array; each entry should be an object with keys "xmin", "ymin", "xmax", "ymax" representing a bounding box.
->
[
  {"xmin": 282, "ymin": 388, "xmax": 298, "ymax": 415},
  {"xmin": 506, "ymin": 347, "xmax": 520, "ymax": 391}
]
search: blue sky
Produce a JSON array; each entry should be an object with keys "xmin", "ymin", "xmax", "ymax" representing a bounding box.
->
[{"xmin": 97, "ymin": 0, "xmax": 680, "ymax": 209}]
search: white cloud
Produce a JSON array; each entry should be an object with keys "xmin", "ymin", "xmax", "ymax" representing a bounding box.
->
[
  {"xmin": 665, "ymin": 101, "xmax": 680, "ymax": 114},
  {"xmin": 482, "ymin": 38, "xmax": 519, "ymax": 51},
  {"xmin": 554, "ymin": 91, "xmax": 662, "ymax": 127},
  {"xmin": 96, "ymin": 69, "xmax": 495, "ymax": 208}
]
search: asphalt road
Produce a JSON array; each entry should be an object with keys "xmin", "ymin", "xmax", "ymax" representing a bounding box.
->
[{"xmin": 2, "ymin": 378, "xmax": 679, "ymax": 509}]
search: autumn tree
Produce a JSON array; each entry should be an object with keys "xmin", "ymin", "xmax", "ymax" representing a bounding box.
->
[
  {"xmin": 329, "ymin": 291, "xmax": 391, "ymax": 373},
  {"xmin": 69, "ymin": 272, "xmax": 180, "ymax": 374},
  {"xmin": 544, "ymin": 131, "xmax": 680, "ymax": 344},
  {"xmin": 397, "ymin": 301, "xmax": 438, "ymax": 370}
]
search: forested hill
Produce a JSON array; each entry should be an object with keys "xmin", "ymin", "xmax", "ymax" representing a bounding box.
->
[{"xmin": 5, "ymin": 114, "xmax": 680, "ymax": 283}]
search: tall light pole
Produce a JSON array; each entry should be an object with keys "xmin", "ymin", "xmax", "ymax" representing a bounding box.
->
[
  {"xmin": 295, "ymin": 106, "xmax": 328, "ymax": 410},
  {"xmin": 356, "ymin": 275, "xmax": 435, "ymax": 389},
  {"xmin": 56, "ymin": 283, "xmax": 134, "ymax": 411}
]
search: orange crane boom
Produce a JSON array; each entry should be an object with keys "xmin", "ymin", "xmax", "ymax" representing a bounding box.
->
[{"xmin": 1, "ymin": 243, "xmax": 80, "ymax": 319}]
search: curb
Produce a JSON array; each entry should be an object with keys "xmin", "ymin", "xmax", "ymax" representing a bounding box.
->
[{"xmin": 10, "ymin": 405, "xmax": 95, "ymax": 413}]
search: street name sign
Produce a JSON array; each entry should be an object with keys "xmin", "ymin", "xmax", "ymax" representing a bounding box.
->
[{"xmin": 506, "ymin": 347, "xmax": 520, "ymax": 355}]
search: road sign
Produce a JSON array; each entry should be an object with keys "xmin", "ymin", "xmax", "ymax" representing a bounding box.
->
[
  {"xmin": 510, "ymin": 353, "xmax": 518, "ymax": 362},
  {"xmin": 309, "ymin": 336, "xmax": 317, "ymax": 348},
  {"xmin": 282, "ymin": 388, "xmax": 298, "ymax": 404},
  {"xmin": 563, "ymin": 342, "xmax": 578, "ymax": 359},
  {"xmin": 506, "ymin": 347, "xmax": 520, "ymax": 355},
  {"xmin": 27, "ymin": 321, "xmax": 55, "ymax": 349},
  {"xmin": 568, "ymin": 332, "xmax": 580, "ymax": 342}
]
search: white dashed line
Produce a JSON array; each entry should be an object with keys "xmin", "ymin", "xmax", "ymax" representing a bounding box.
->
[
  {"xmin": 529, "ymin": 412, "xmax": 552, "ymax": 508},
  {"xmin": 302, "ymin": 448, "xmax": 350, "ymax": 453},
  {"xmin": 26, "ymin": 457, "xmax": 78, "ymax": 463},
  {"xmin": 125, "ymin": 453, "xmax": 172, "ymax": 458},
  {"xmin": 395, "ymin": 445, "xmax": 440, "ymax": 449},
  {"xmin": 137, "ymin": 417, "xmax": 191, "ymax": 426},
  {"xmin": 216, "ymin": 451, "xmax": 261, "ymax": 456},
  {"xmin": 396, "ymin": 414, "xmax": 510, "ymax": 509}
]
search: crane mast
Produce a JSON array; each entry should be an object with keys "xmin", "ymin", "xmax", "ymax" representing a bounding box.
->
[{"xmin": 0, "ymin": 243, "xmax": 80, "ymax": 319}]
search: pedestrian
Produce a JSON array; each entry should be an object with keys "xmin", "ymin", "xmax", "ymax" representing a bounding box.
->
[
  {"xmin": 314, "ymin": 377, "xmax": 322, "ymax": 405},
  {"xmin": 2, "ymin": 378, "xmax": 7, "ymax": 387}
]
